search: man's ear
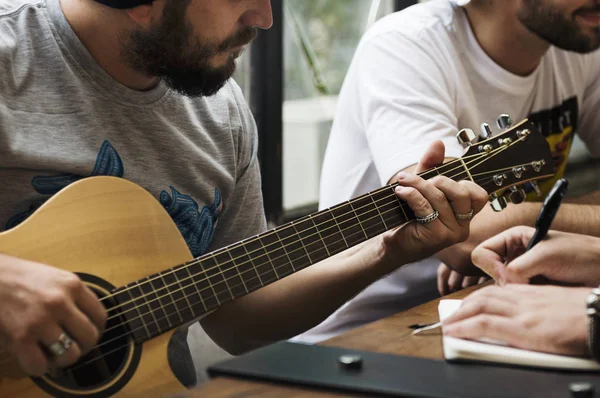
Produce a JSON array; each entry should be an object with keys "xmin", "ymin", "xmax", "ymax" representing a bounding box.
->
[{"xmin": 125, "ymin": 3, "xmax": 160, "ymax": 28}]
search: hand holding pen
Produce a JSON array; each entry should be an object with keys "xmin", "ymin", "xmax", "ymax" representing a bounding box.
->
[{"xmin": 469, "ymin": 179, "xmax": 569, "ymax": 285}]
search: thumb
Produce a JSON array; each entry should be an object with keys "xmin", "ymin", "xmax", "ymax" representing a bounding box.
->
[
  {"xmin": 471, "ymin": 226, "xmax": 535, "ymax": 284},
  {"xmin": 505, "ymin": 247, "xmax": 549, "ymax": 284},
  {"xmin": 415, "ymin": 141, "xmax": 446, "ymax": 174}
]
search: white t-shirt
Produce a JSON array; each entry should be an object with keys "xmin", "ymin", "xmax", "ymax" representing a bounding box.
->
[{"xmin": 292, "ymin": 0, "xmax": 600, "ymax": 343}]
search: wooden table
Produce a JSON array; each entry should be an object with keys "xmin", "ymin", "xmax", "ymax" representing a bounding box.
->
[{"xmin": 185, "ymin": 284, "xmax": 483, "ymax": 397}]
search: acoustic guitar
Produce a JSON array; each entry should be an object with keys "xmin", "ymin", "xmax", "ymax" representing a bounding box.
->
[{"xmin": 0, "ymin": 118, "xmax": 554, "ymax": 397}]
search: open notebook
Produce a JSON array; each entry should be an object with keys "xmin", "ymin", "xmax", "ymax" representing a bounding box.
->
[{"xmin": 439, "ymin": 299, "xmax": 600, "ymax": 371}]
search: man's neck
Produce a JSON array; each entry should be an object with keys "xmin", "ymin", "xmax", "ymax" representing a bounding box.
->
[
  {"xmin": 463, "ymin": 3, "xmax": 550, "ymax": 76},
  {"xmin": 59, "ymin": 0, "xmax": 160, "ymax": 91}
]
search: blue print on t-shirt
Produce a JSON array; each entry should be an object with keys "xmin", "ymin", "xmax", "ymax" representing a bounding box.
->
[
  {"xmin": 160, "ymin": 187, "xmax": 222, "ymax": 257},
  {"xmin": 7, "ymin": 141, "xmax": 220, "ymax": 257}
]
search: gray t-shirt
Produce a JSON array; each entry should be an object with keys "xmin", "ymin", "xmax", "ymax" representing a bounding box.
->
[{"xmin": 0, "ymin": 0, "xmax": 267, "ymax": 386}]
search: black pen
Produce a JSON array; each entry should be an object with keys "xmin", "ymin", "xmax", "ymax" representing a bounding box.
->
[
  {"xmin": 527, "ymin": 178, "xmax": 568, "ymax": 284},
  {"xmin": 526, "ymin": 178, "xmax": 569, "ymax": 251}
]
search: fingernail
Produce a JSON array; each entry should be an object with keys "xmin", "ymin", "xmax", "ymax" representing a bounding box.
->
[
  {"xmin": 396, "ymin": 172, "xmax": 408, "ymax": 181},
  {"xmin": 395, "ymin": 186, "xmax": 404, "ymax": 194}
]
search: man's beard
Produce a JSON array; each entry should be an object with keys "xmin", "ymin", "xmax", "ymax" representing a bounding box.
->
[
  {"xmin": 122, "ymin": 2, "xmax": 257, "ymax": 97},
  {"xmin": 518, "ymin": 0, "xmax": 600, "ymax": 53}
]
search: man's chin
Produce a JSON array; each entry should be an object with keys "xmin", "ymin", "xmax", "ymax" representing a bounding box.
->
[
  {"xmin": 163, "ymin": 68, "xmax": 234, "ymax": 97},
  {"xmin": 210, "ymin": 52, "xmax": 240, "ymax": 68}
]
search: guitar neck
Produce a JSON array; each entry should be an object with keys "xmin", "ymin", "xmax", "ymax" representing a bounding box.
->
[
  {"xmin": 111, "ymin": 162, "xmax": 471, "ymax": 343},
  {"xmin": 110, "ymin": 119, "xmax": 555, "ymax": 343}
]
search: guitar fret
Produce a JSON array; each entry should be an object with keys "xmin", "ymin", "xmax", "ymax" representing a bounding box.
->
[
  {"xmin": 214, "ymin": 253, "xmax": 236, "ymax": 301},
  {"xmin": 261, "ymin": 239, "xmax": 280, "ymax": 280},
  {"xmin": 150, "ymin": 274, "xmax": 179, "ymax": 327},
  {"xmin": 215, "ymin": 251, "xmax": 246, "ymax": 299},
  {"xmin": 186, "ymin": 261, "xmax": 220, "ymax": 311},
  {"xmin": 392, "ymin": 186, "xmax": 410, "ymax": 220},
  {"xmin": 329, "ymin": 209, "xmax": 349, "ymax": 248},
  {"xmin": 230, "ymin": 244, "xmax": 262, "ymax": 292},
  {"xmin": 162, "ymin": 270, "xmax": 195, "ymax": 322},
  {"xmin": 241, "ymin": 243, "xmax": 265, "ymax": 288},
  {"xmin": 309, "ymin": 214, "xmax": 331, "ymax": 257},
  {"xmin": 459, "ymin": 158, "xmax": 475, "ymax": 182},
  {"xmin": 244, "ymin": 238, "xmax": 277, "ymax": 286},
  {"xmin": 275, "ymin": 230, "xmax": 296, "ymax": 272},
  {"xmin": 180, "ymin": 265, "xmax": 207, "ymax": 314},
  {"xmin": 313, "ymin": 210, "xmax": 348, "ymax": 256},
  {"xmin": 348, "ymin": 201, "xmax": 369, "ymax": 240},
  {"xmin": 331, "ymin": 204, "xmax": 363, "ymax": 247},
  {"xmin": 261, "ymin": 232, "xmax": 295, "ymax": 280},
  {"xmin": 131, "ymin": 282, "xmax": 159, "ymax": 337},
  {"xmin": 375, "ymin": 190, "xmax": 407, "ymax": 227},
  {"xmin": 369, "ymin": 192, "xmax": 389, "ymax": 229},
  {"xmin": 157, "ymin": 272, "xmax": 183, "ymax": 324},
  {"xmin": 140, "ymin": 277, "xmax": 170, "ymax": 333},
  {"xmin": 200, "ymin": 256, "xmax": 233, "ymax": 305},
  {"xmin": 228, "ymin": 250, "xmax": 249, "ymax": 295},
  {"xmin": 359, "ymin": 195, "xmax": 387, "ymax": 238},
  {"xmin": 276, "ymin": 224, "xmax": 311, "ymax": 271},
  {"xmin": 291, "ymin": 221, "xmax": 320, "ymax": 265},
  {"xmin": 119, "ymin": 288, "xmax": 149, "ymax": 342}
]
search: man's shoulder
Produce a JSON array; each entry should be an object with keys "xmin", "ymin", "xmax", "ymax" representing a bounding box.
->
[{"xmin": 365, "ymin": 0, "xmax": 459, "ymax": 44}]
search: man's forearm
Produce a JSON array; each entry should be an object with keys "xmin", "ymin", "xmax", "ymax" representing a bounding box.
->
[
  {"xmin": 500, "ymin": 196, "xmax": 600, "ymax": 237},
  {"xmin": 470, "ymin": 189, "xmax": 600, "ymax": 238},
  {"xmin": 200, "ymin": 235, "xmax": 395, "ymax": 355},
  {"xmin": 567, "ymin": 190, "xmax": 600, "ymax": 205}
]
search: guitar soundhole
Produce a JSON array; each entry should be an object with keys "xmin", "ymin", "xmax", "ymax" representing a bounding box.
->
[{"xmin": 33, "ymin": 275, "xmax": 142, "ymax": 397}]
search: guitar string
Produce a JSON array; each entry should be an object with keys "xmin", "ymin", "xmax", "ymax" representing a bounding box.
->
[
  {"xmin": 0, "ymin": 142, "xmax": 525, "ymax": 363},
  {"xmin": 99, "ymin": 150, "xmax": 495, "ymax": 322},
  {"xmin": 57, "ymin": 163, "xmax": 514, "ymax": 362},
  {"xmin": 102, "ymin": 158, "xmax": 540, "ymax": 335},
  {"xmin": 37, "ymin": 173, "xmax": 506, "ymax": 376},
  {"xmin": 3, "ymin": 167, "xmax": 547, "ymax": 374},
  {"xmin": 100, "ymin": 137, "xmax": 529, "ymax": 321},
  {"xmin": 103, "ymin": 144, "xmax": 536, "ymax": 331},
  {"xmin": 84, "ymin": 141, "xmax": 532, "ymax": 345},
  {"xmin": 0, "ymin": 138, "xmax": 539, "ymax": 370},
  {"xmin": 86, "ymin": 141, "xmax": 530, "ymax": 332},
  {"xmin": 95, "ymin": 151, "xmax": 489, "ymax": 307},
  {"xmin": 96, "ymin": 148, "xmax": 498, "ymax": 319},
  {"xmin": 0, "ymin": 161, "xmax": 492, "ymax": 367}
]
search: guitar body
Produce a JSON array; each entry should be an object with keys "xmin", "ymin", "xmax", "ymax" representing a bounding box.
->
[{"xmin": 0, "ymin": 177, "xmax": 194, "ymax": 397}]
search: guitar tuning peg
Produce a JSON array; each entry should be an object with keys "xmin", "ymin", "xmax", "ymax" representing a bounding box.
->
[
  {"xmin": 457, "ymin": 128, "xmax": 477, "ymax": 147},
  {"xmin": 530, "ymin": 181, "xmax": 542, "ymax": 197},
  {"xmin": 509, "ymin": 186, "xmax": 526, "ymax": 205},
  {"xmin": 480, "ymin": 123, "xmax": 493, "ymax": 140},
  {"xmin": 497, "ymin": 114, "xmax": 513, "ymax": 130},
  {"xmin": 490, "ymin": 193, "xmax": 508, "ymax": 212}
]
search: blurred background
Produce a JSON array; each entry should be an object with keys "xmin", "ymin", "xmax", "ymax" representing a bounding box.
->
[{"xmin": 234, "ymin": 0, "xmax": 599, "ymax": 226}]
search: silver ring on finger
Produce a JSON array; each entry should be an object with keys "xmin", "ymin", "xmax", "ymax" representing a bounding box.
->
[
  {"xmin": 416, "ymin": 210, "xmax": 439, "ymax": 225},
  {"xmin": 47, "ymin": 332, "xmax": 74, "ymax": 357},
  {"xmin": 454, "ymin": 209, "xmax": 475, "ymax": 221}
]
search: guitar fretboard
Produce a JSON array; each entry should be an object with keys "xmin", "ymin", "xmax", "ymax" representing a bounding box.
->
[{"xmin": 112, "ymin": 162, "xmax": 472, "ymax": 342}]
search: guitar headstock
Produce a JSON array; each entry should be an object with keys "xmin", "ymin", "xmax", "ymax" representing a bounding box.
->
[{"xmin": 456, "ymin": 115, "xmax": 554, "ymax": 211}]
